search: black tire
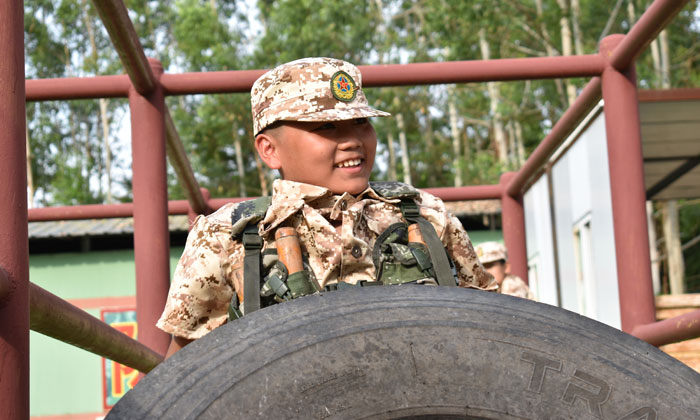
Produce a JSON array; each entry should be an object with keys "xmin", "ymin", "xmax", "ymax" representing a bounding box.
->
[{"xmin": 108, "ymin": 286, "xmax": 700, "ymax": 419}]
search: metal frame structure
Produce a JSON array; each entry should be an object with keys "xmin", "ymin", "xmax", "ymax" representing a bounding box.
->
[{"xmin": 1, "ymin": 0, "xmax": 699, "ymax": 417}]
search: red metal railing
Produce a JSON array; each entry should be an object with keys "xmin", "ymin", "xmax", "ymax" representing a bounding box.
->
[
  {"xmin": 25, "ymin": 56, "xmax": 605, "ymax": 100},
  {"xmin": 609, "ymin": 0, "xmax": 687, "ymax": 71},
  {"xmin": 25, "ymin": 75, "xmax": 131, "ymax": 100},
  {"xmin": 600, "ymin": 34, "xmax": 658, "ymax": 332},
  {"xmin": 30, "ymin": 283, "xmax": 163, "ymax": 372},
  {"xmin": 632, "ymin": 308, "xmax": 700, "ymax": 347},
  {"xmin": 0, "ymin": 1, "xmax": 30, "ymax": 416},
  {"xmin": 17, "ymin": 0, "xmax": 699, "ymax": 348},
  {"xmin": 506, "ymin": 77, "xmax": 602, "ymax": 196},
  {"xmin": 27, "ymin": 187, "xmax": 501, "ymax": 222}
]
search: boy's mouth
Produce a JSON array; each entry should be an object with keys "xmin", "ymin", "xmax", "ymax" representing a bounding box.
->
[{"xmin": 335, "ymin": 158, "xmax": 363, "ymax": 168}]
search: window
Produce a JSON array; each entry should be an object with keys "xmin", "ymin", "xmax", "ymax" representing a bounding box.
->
[
  {"xmin": 573, "ymin": 214, "xmax": 595, "ymax": 317},
  {"xmin": 527, "ymin": 254, "xmax": 540, "ymax": 301}
]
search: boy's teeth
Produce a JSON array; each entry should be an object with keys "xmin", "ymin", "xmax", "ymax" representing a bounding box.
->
[{"xmin": 337, "ymin": 159, "xmax": 361, "ymax": 168}]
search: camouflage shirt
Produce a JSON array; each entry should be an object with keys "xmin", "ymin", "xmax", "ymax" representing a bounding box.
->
[
  {"xmin": 157, "ymin": 179, "xmax": 496, "ymax": 339},
  {"xmin": 499, "ymin": 274, "xmax": 536, "ymax": 300}
]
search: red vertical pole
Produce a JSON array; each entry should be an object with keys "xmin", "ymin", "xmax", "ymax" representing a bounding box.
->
[
  {"xmin": 599, "ymin": 35, "xmax": 656, "ymax": 333},
  {"xmin": 0, "ymin": 0, "xmax": 30, "ymax": 417},
  {"xmin": 500, "ymin": 172, "xmax": 528, "ymax": 283},
  {"xmin": 129, "ymin": 58, "xmax": 171, "ymax": 355}
]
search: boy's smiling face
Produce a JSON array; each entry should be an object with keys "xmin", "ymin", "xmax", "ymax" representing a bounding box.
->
[{"xmin": 255, "ymin": 118, "xmax": 377, "ymax": 195}]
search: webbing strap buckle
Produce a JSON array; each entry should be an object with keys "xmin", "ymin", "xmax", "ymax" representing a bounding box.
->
[
  {"xmin": 265, "ymin": 273, "xmax": 292, "ymax": 301},
  {"xmin": 400, "ymin": 199, "xmax": 420, "ymax": 221},
  {"xmin": 242, "ymin": 229, "xmax": 263, "ymax": 250}
]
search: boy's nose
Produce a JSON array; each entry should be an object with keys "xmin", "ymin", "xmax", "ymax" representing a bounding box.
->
[{"xmin": 336, "ymin": 127, "xmax": 364, "ymax": 148}]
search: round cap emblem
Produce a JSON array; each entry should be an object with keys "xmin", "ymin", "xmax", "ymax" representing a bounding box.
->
[{"xmin": 330, "ymin": 71, "xmax": 357, "ymax": 102}]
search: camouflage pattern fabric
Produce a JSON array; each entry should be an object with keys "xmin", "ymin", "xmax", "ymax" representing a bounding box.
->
[
  {"xmin": 500, "ymin": 274, "xmax": 536, "ymax": 300},
  {"xmin": 157, "ymin": 179, "xmax": 497, "ymax": 340},
  {"xmin": 475, "ymin": 241, "xmax": 507, "ymax": 264},
  {"xmin": 369, "ymin": 181, "xmax": 420, "ymax": 200},
  {"xmin": 230, "ymin": 196, "xmax": 271, "ymax": 237},
  {"xmin": 250, "ymin": 57, "xmax": 390, "ymax": 135}
]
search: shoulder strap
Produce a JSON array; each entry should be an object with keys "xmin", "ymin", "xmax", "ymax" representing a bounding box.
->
[
  {"xmin": 242, "ymin": 224, "xmax": 263, "ymax": 314},
  {"xmin": 231, "ymin": 196, "xmax": 272, "ymax": 239},
  {"xmin": 399, "ymin": 199, "xmax": 456, "ymax": 287},
  {"xmin": 230, "ymin": 197, "xmax": 272, "ymax": 316},
  {"xmin": 370, "ymin": 181, "xmax": 420, "ymax": 200}
]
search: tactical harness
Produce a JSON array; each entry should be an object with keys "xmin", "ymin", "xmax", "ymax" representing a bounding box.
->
[{"xmin": 228, "ymin": 182, "xmax": 457, "ymax": 320}]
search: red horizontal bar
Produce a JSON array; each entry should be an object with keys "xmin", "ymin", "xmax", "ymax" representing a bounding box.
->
[
  {"xmin": 507, "ymin": 77, "xmax": 602, "ymax": 197},
  {"xmin": 28, "ymin": 201, "xmax": 189, "ymax": 221},
  {"xmin": 25, "ymin": 75, "xmax": 131, "ymax": 101},
  {"xmin": 28, "ymin": 186, "xmax": 502, "ymax": 222},
  {"xmin": 610, "ymin": 0, "xmax": 689, "ymax": 71},
  {"xmin": 359, "ymin": 55, "xmax": 604, "ymax": 87},
  {"xmin": 631, "ymin": 309, "xmax": 700, "ymax": 347},
  {"xmin": 161, "ymin": 70, "xmax": 265, "ymax": 95},
  {"xmin": 28, "ymin": 203, "xmax": 134, "ymax": 221},
  {"xmin": 25, "ymin": 55, "xmax": 605, "ymax": 100},
  {"xmin": 160, "ymin": 55, "xmax": 604, "ymax": 96},
  {"xmin": 27, "ymin": 198, "xmax": 248, "ymax": 221},
  {"xmin": 422, "ymin": 185, "xmax": 502, "ymax": 201}
]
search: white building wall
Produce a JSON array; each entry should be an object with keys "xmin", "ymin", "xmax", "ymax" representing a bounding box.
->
[
  {"xmin": 550, "ymin": 110, "xmax": 621, "ymax": 329},
  {"xmin": 523, "ymin": 175, "xmax": 558, "ymax": 305}
]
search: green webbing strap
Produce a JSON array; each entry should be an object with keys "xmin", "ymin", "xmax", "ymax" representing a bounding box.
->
[
  {"xmin": 400, "ymin": 199, "xmax": 456, "ymax": 287},
  {"xmin": 242, "ymin": 225, "xmax": 263, "ymax": 314}
]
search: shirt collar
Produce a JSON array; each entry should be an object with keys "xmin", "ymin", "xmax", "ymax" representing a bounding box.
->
[{"xmin": 259, "ymin": 180, "xmax": 400, "ymax": 235}]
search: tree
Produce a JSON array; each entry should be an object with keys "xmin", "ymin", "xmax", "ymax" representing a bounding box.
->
[
  {"xmin": 166, "ymin": 0, "xmax": 257, "ymax": 197},
  {"xmin": 23, "ymin": 0, "xmax": 700, "ymax": 218}
]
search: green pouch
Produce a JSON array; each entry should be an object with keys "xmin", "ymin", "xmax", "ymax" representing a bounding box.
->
[
  {"xmin": 287, "ymin": 270, "xmax": 320, "ymax": 299},
  {"xmin": 373, "ymin": 223, "xmax": 436, "ymax": 286},
  {"xmin": 261, "ymin": 251, "xmax": 319, "ymax": 303},
  {"xmin": 387, "ymin": 243, "xmax": 417, "ymax": 265},
  {"xmin": 379, "ymin": 261, "xmax": 430, "ymax": 285}
]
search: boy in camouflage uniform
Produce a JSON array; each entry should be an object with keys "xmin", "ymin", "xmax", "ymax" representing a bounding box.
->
[
  {"xmin": 158, "ymin": 57, "xmax": 496, "ymax": 357},
  {"xmin": 476, "ymin": 241, "xmax": 535, "ymax": 300}
]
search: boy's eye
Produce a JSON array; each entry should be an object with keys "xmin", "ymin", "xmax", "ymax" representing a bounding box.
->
[
  {"xmin": 312, "ymin": 123, "xmax": 336, "ymax": 132},
  {"xmin": 354, "ymin": 118, "xmax": 368, "ymax": 125}
]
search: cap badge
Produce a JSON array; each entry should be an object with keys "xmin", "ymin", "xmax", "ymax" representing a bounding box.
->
[{"xmin": 331, "ymin": 71, "xmax": 357, "ymax": 102}]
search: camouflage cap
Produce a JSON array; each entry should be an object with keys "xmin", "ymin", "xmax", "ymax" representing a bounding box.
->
[
  {"xmin": 251, "ymin": 57, "xmax": 390, "ymax": 135},
  {"xmin": 475, "ymin": 241, "xmax": 507, "ymax": 264}
]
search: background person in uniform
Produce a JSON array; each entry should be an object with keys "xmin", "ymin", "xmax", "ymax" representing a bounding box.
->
[
  {"xmin": 157, "ymin": 57, "xmax": 497, "ymax": 358},
  {"xmin": 476, "ymin": 241, "xmax": 535, "ymax": 300}
]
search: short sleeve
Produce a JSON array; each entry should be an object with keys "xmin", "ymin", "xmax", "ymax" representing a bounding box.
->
[
  {"xmin": 443, "ymin": 215, "xmax": 498, "ymax": 290},
  {"xmin": 416, "ymin": 191, "xmax": 496, "ymax": 291},
  {"xmin": 156, "ymin": 214, "xmax": 237, "ymax": 339}
]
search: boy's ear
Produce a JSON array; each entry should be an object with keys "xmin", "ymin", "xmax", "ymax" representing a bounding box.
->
[{"xmin": 255, "ymin": 132, "xmax": 282, "ymax": 170}]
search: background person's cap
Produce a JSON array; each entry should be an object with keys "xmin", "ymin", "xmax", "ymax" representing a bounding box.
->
[
  {"xmin": 475, "ymin": 241, "xmax": 508, "ymax": 264},
  {"xmin": 251, "ymin": 57, "xmax": 390, "ymax": 135}
]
